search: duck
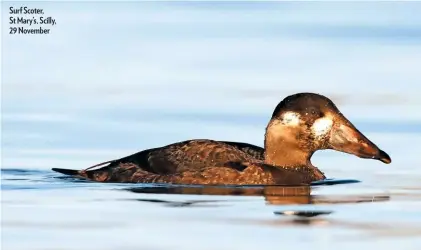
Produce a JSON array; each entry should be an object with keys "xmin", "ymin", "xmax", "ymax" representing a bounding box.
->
[{"xmin": 52, "ymin": 92, "xmax": 391, "ymax": 186}]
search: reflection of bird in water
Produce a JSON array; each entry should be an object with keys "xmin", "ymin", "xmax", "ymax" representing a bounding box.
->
[
  {"xmin": 122, "ymin": 185, "xmax": 404, "ymax": 234},
  {"xmin": 123, "ymin": 185, "xmax": 390, "ymax": 207}
]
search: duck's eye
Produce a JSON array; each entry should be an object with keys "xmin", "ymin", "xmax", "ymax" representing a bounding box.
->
[{"xmin": 307, "ymin": 108, "xmax": 322, "ymax": 117}]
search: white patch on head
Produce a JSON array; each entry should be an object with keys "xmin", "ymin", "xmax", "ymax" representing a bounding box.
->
[
  {"xmin": 312, "ymin": 117, "xmax": 333, "ymax": 136},
  {"xmin": 281, "ymin": 112, "xmax": 300, "ymax": 126}
]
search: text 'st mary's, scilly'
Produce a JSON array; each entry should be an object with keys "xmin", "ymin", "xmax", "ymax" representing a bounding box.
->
[{"xmin": 9, "ymin": 6, "xmax": 57, "ymax": 35}]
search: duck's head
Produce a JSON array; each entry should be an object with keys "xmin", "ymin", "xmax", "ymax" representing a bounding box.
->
[{"xmin": 265, "ymin": 92, "xmax": 391, "ymax": 166}]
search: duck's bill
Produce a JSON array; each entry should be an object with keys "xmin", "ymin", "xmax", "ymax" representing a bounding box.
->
[{"xmin": 328, "ymin": 121, "xmax": 391, "ymax": 164}]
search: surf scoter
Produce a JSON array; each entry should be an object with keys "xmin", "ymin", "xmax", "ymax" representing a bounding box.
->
[{"xmin": 52, "ymin": 93, "xmax": 391, "ymax": 185}]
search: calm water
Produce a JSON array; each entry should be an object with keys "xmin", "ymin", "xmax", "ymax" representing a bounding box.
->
[{"xmin": 2, "ymin": 2, "xmax": 421, "ymax": 250}]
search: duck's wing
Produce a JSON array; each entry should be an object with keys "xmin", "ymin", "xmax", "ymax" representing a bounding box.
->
[
  {"xmin": 219, "ymin": 141, "xmax": 264, "ymax": 160},
  {"xmin": 52, "ymin": 139, "xmax": 254, "ymax": 179},
  {"xmin": 110, "ymin": 139, "xmax": 253, "ymax": 174}
]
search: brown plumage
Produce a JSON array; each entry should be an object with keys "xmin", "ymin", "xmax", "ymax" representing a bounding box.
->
[{"xmin": 52, "ymin": 93, "xmax": 391, "ymax": 185}]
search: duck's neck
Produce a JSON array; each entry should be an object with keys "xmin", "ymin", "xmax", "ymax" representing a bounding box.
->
[{"xmin": 263, "ymin": 120, "xmax": 313, "ymax": 167}]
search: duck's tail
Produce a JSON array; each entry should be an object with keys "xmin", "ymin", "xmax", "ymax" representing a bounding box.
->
[
  {"xmin": 51, "ymin": 168, "xmax": 80, "ymax": 176},
  {"xmin": 52, "ymin": 160, "xmax": 115, "ymax": 181}
]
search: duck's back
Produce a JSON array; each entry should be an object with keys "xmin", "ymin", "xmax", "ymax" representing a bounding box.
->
[{"xmin": 101, "ymin": 139, "xmax": 263, "ymax": 175}]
